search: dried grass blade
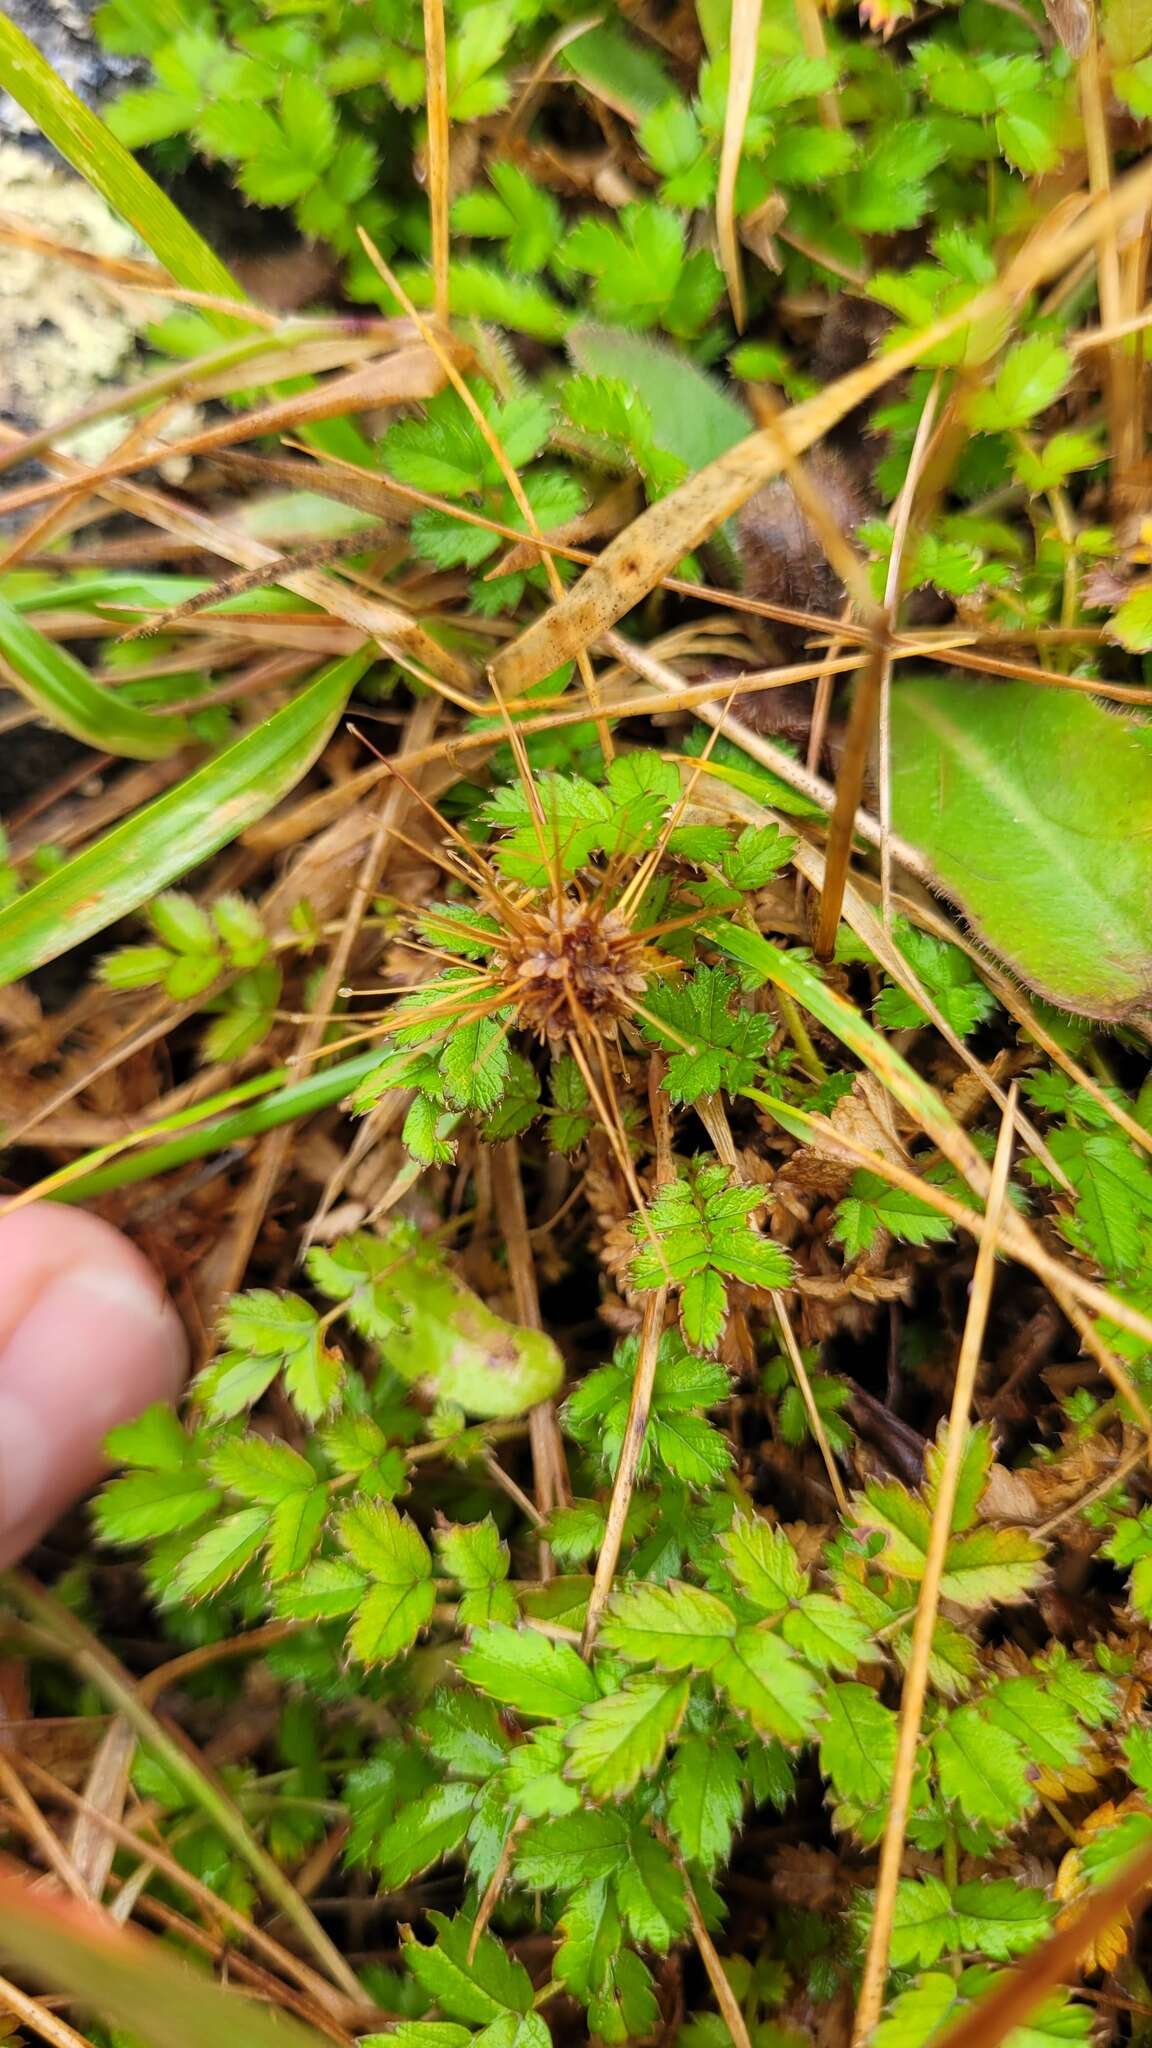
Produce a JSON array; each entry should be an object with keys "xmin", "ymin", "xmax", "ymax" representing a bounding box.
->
[
  {"xmin": 929, "ymin": 1830, "xmax": 1152, "ymax": 2048},
  {"xmin": 423, "ymin": 0, "xmax": 451, "ymax": 325},
  {"xmin": 0, "ymin": 1865, "xmax": 331, "ymax": 2048},
  {"xmin": 67, "ymin": 1714, "xmax": 136, "ymax": 1902},
  {"xmin": 852, "ymin": 1090, "xmax": 1017, "ymax": 2044},
  {"xmin": 0, "ymin": 13, "xmax": 247, "ymax": 325},
  {"xmin": 716, "ymin": 0, "xmax": 762, "ymax": 330},
  {"xmin": 491, "ymin": 157, "xmax": 1152, "ymax": 692},
  {"xmin": 4, "ymin": 1572, "xmax": 362, "ymax": 2006}
]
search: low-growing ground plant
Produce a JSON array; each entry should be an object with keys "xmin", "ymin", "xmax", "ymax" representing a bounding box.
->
[{"xmin": 0, "ymin": 2, "xmax": 1152, "ymax": 2046}]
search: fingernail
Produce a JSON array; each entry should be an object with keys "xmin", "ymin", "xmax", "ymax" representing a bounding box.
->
[{"xmin": 0, "ymin": 1263, "xmax": 187, "ymax": 1542}]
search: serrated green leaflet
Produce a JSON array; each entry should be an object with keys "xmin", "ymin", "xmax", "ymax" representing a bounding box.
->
[
  {"xmin": 564, "ymin": 1677, "xmax": 690, "ymax": 1799},
  {"xmin": 567, "ymin": 324, "xmax": 749, "ymax": 484},
  {"xmin": 714, "ymin": 1628, "xmax": 822, "ymax": 1743},
  {"xmin": 461, "ymin": 1625, "xmax": 599, "ymax": 1719},
  {"xmin": 600, "ymin": 1580, "xmax": 735, "ymax": 1671},
  {"xmin": 0, "ymin": 649, "xmax": 370, "ymax": 988},
  {"xmin": 891, "ymin": 674, "xmax": 1152, "ymax": 1021}
]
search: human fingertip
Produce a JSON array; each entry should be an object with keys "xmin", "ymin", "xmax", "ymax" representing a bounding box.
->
[{"xmin": 0, "ymin": 1204, "xmax": 188, "ymax": 1567}]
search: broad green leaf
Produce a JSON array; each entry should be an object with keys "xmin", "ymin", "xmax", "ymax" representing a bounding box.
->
[
  {"xmin": 403, "ymin": 1913, "xmax": 533, "ymax": 2024},
  {"xmin": 615, "ymin": 1831, "xmax": 689, "ymax": 1949},
  {"xmin": 500, "ymin": 1727, "xmax": 580, "ymax": 1820},
  {"xmin": 952, "ymin": 1880, "xmax": 1051, "ymax": 1961},
  {"xmin": 714, "ymin": 1628, "xmax": 821, "ymax": 1743},
  {"xmin": 375, "ymin": 1784, "xmax": 476, "ymax": 1890},
  {"xmin": 208, "ymin": 1435, "xmax": 314, "ymax": 1505},
  {"xmin": 460, "ymin": 1625, "xmax": 599, "ymax": 1719},
  {"xmin": 873, "ymin": 1970, "xmax": 1092, "ymax": 2048},
  {"xmin": 554, "ymin": 1878, "xmax": 621, "ymax": 2001},
  {"xmin": 564, "ymin": 1677, "xmax": 690, "ymax": 1799},
  {"xmin": 820, "ymin": 1682, "xmax": 897, "ymax": 1824},
  {"xmin": 782, "ymin": 1594, "xmax": 874, "ymax": 1672},
  {"xmin": 94, "ymin": 1469, "xmax": 219, "ymax": 1546},
  {"xmin": 272, "ymin": 1557, "xmax": 366, "ymax": 1621},
  {"xmin": 169, "ymin": 1508, "xmax": 267, "ymax": 1599},
  {"xmin": 891, "ymin": 675, "xmax": 1152, "ymax": 1020},
  {"xmin": 0, "ymin": 650, "xmax": 370, "ymax": 989},
  {"xmin": 889, "ymin": 1874, "xmax": 957, "ymax": 1970},
  {"xmin": 0, "ymin": 596, "xmax": 191, "ymax": 759},
  {"xmin": 423, "ymin": 1690, "xmax": 508, "ymax": 1780},
  {"xmin": 266, "ymin": 1487, "xmax": 328, "ymax": 1579},
  {"xmin": 855, "ymin": 1470, "xmax": 1043, "ymax": 1608},
  {"xmin": 339, "ymin": 1226, "xmax": 563, "ymax": 1419},
  {"xmin": 966, "ymin": 336, "xmax": 1072, "ymax": 430},
  {"xmin": 561, "ymin": 23, "xmax": 675, "ymax": 121},
  {"xmin": 934, "ymin": 1525, "xmax": 1045, "ymax": 1608},
  {"xmin": 600, "ymin": 1580, "xmax": 735, "ymax": 1672},
  {"xmin": 436, "ymin": 1519, "xmax": 517, "ymax": 1628}
]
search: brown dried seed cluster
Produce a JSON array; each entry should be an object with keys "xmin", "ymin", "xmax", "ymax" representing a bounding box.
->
[{"xmin": 498, "ymin": 898, "xmax": 651, "ymax": 1040}]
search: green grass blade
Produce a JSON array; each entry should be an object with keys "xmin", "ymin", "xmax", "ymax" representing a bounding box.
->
[
  {"xmin": 0, "ymin": 647, "xmax": 371, "ymax": 988},
  {"xmin": 0, "ymin": 14, "xmax": 248, "ymax": 327},
  {"xmin": 52, "ymin": 1051, "xmax": 382, "ymax": 1201},
  {"xmin": 0, "ymin": 1864, "xmax": 327, "ymax": 2048},
  {"xmin": 706, "ymin": 917, "xmax": 987, "ymax": 1186},
  {"xmin": 0, "ymin": 594, "xmax": 191, "ymax": 759}
]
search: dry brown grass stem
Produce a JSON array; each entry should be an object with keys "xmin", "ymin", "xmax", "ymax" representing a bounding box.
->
[
  {"xmin": 0, "ymin": 423, "xmax": 474, "ymax": 695},
  {"xmin": 679, "ymin": 1855, "xmax": 754, "ymax": 2048},
  {"xmin": 581, "ymin": 1060, "xmax": 674, "ymax": 1654},
  {"xmin": 0, "ymin": 1968, "xmax": 93, "ymax": 2048},
  {"xmin": 4, "ymin": 1574, "xmax": 364, "ymax": 2009},
  {"xmin": 0, "ymin": 1749, "xmax": 91, "ymax": 1904},
  {"xmin": 876, "ymin": 371, "xmax": 943, "ymax": 924},
  {"xmin": 17, "ymin": 1752, "xmax": 349, "ymax": 2019},
  {"xmin": 1078, "ymin": 20, "xmax": 1128, "ymax": 498},
  {"xmin": 354, "ymin": 236, "xmax": 614, "ymax": 759},
  {"xmin": 492, "ymin": 1141, "xmax": 570, "ymax": 1564},
  {"xmin": 210, "ymin": 698, "xmax": 439, "ymax": 1304},
  {"xmin": 852, "ymin": 1089, "xmax": 1018, "ymax": 2044},
  {"xmin": 422, "ymin": 0, "xmax": 451, "ymax": 326},
  {"xmin": 772, "ymin": 1292, "xmax": 851, "ymax": 1514},
  {"xmin": 716, "ymin": 0, "xmax": 763, "ymax": 330},
  {"xmin": 930, "ymin": 1829, "xmax": 1152, "ymax": 2048}
]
